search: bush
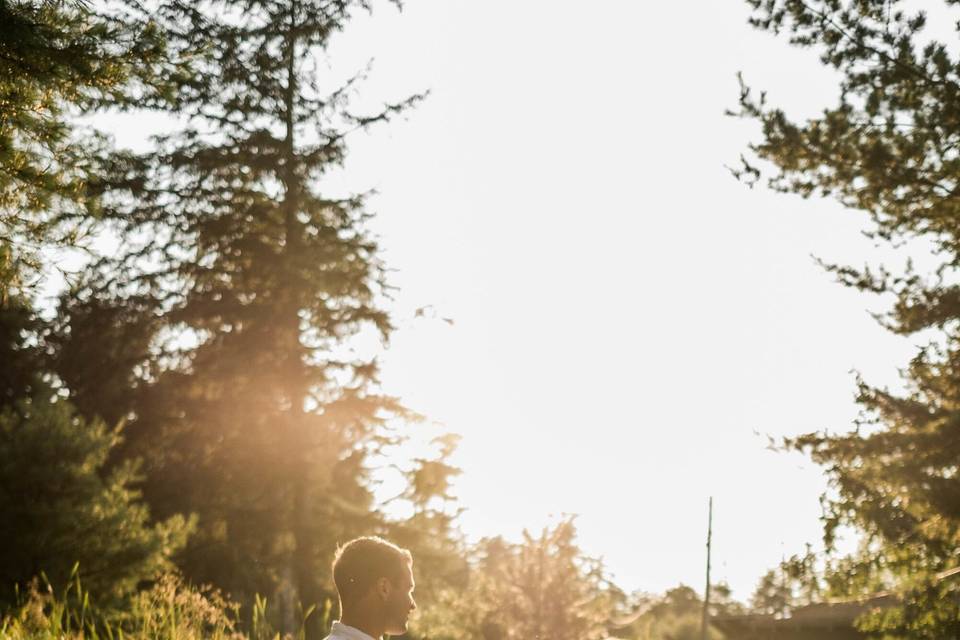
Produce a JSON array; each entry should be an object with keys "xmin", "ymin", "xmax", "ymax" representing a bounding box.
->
[{"xmin": 0, "ymin": 388, "xmax": 192, "ymax": 608}]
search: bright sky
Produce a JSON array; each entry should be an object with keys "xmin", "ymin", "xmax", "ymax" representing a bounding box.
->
[
  {"xmin": 335, "ymin": 0, "xmax": 926, "ymax": 602},
  {"xmin": 75, "ymin": 0, "xmax": 943, "ymax": 603}
]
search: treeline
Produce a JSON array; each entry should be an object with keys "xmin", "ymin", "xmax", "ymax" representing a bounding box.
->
[
  {"xmin": 0, "ymin": 2, "xmax": 738, "ymax": 639},
  {"xmin": 11, "ymin": 0, "xmax": 960, "ymax": 638},
  {"xmin": 1, "ymin": 0, "xmax": 459, "ymax": 635},
  {"xmin": 3, "ymin": 513, "xmax": 745, "ymax": 640}
]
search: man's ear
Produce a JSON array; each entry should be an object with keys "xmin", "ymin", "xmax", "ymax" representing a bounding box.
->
[{"xmin": 376, "ymin": 576, "xmax": 392, "ymax": 601}]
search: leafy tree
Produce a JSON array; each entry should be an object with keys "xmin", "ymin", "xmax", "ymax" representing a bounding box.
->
[
  {"xmin": 749, "ymin": 568, "xmax": 795, "ymax": 618},
  {"xmin": 735, "ymin": 0, "xmax": 960, "ymax": 636},
  {"xmin": 51, "ymin": 0, "xmax": 424, "ymax": 631},
  {"xmin": 416, "ymin": 518, "xmax": 627, "ymax": 640},
  {"xmin": 0, "ymin": 385, "xmax": 191, "ymax": 608},
  {"xmin": 748, "ymin": 549, "xmax": 822, "ymax": 619},
  {"xmin": 627, "ymin": 584, "xmax": 742, "ymax": 640},
  {"xmin": 632, "ymin": 586, "xmax": 705, "ymax": 640}
]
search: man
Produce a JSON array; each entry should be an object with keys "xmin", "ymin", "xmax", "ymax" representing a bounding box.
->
[{"xmin": 324, "ymin": 536, "xmax": 418, "ymax": 640}]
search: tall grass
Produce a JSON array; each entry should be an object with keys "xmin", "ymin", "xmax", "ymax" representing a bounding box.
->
[{"xmin": 0, "ymin": 569, "xmax": 321, "ymax": 640}]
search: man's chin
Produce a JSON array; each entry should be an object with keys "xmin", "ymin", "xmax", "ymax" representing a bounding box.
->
[{"xmin": 387, "ymin": 621, "xmax": 409, "ymax": 635}]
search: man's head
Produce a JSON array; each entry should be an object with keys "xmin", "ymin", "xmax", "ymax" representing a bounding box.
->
[{"xmin": 332, "ymin": 536, "xmax": 416, "ymax": 636}]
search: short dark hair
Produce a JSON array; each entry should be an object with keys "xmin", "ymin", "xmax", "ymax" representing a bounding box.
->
[{"xmin": 332, "ymin": 537, "xmax": 412, "ymax": 605}]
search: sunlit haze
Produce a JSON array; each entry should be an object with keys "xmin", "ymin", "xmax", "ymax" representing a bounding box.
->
[{"xmin": 71, "ymin": 0, "xmax": 937, "ymax": 603}]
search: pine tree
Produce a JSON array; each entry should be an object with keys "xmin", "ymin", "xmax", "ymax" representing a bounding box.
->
[
  {"xmin": 0, "ymin": 385, "xmax": 190, "ymax": 608},
  {"xmin": 736, "ymin": 1, "xmax": 960, "ymax": 635},
  {"xmin": 52, "ymin": 0, "xmax": 423, "ymax": 630},
  {"xmin": 0, "ymin": 0, "xmax": 179, "ymax": 282}
]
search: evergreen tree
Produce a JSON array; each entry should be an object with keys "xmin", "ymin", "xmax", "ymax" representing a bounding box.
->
[
  {"xmin": 0, "ymin": 0, "xmax": 178, "ymax": 281},
  {"xmin": 0, "ymin": 3, "xmax": 193, "ymax": 610},
  {"xmin": 0, "ymin": 385, "xmax": 190, "ymax": 608},
  {"xmin": 52, "ymin": 0, "xmax": 423, "ymax": 630},
  {"xmin": 736, "ymin": 1, "xmax": 960, "ymax": 635},
  {"xmin": 0, "ymin": 288, "xmax": 41, "ymax": 404}
]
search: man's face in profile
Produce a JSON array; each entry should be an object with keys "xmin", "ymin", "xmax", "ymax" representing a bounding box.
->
[{"xmin": 384, "ymin": 562, "xmax": 417, "ymax": 635}]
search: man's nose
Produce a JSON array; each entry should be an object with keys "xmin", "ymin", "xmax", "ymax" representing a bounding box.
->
[{"xmin": 410, "ymin": 598, "xmax": 417, "ymax": 611}]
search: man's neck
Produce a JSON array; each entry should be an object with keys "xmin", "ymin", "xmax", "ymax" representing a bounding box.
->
[{"xmin": 338, "ymin": 613, "xmax": 383, "ymax": 640}]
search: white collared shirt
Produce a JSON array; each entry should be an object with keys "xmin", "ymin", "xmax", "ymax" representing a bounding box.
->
[{"xmin": 324, "ymin": 621, "xmax": 379, "ymax": 640}]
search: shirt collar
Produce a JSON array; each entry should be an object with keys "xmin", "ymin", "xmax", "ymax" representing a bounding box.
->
[{"xmin": 331, "ymin": 621, "xmax": 379, "ymax": 640}]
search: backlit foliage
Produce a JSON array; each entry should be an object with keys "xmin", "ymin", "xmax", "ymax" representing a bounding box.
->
[{"xmin": 737, "ymin": 1, "xmax": 960, "ymax": 636}]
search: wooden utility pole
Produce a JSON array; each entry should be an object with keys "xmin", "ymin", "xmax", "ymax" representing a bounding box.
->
[{"xmin": 701, "ymin": 497, "xmax": 713, "ymax": 640}]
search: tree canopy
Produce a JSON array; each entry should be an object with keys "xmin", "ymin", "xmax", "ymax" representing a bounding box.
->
[
  {"xmin": 0, "ymin": 0, "xmax": 182, "ymax": 285},
  {"xmin": 46, "ymin": 0, "xmax": 432, "ymax": 633},
  {"xmin": 415, "ymin": 518, "xmax": 630, "ymax": 640},
  {"xmin": 737, "ymin": 1, "xmax": 960, "ymax": 636},
  {"xmin": 1, "ymin": 1, "xmax": 465, "ymax": 635}
]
